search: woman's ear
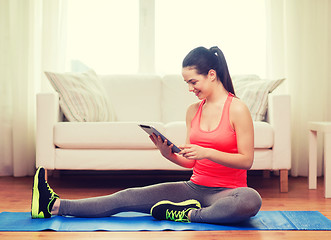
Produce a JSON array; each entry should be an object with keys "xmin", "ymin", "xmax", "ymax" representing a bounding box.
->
[{"xmin": 208, "ymin": 69, "xmax": 217, "ymax": 81}]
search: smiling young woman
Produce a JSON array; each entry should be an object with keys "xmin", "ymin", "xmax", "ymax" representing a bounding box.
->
[{"xmin": 31, "ymin": 46, "xmax": 261, "ymax": 225}]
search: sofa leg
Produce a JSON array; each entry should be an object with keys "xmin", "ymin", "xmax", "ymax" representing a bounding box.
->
[
  {"xmin": 280, "ymin": 169, "xmax": 288, "ymax": 192},
  {"xmin": 45, "ymin": 169, "xmax": 48, "ymax": 182}
]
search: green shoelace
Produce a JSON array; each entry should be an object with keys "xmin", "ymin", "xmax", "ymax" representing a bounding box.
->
[
  {"xmin": 165, "ymin": 208, "xmax": 194, "ymax": 223},
  {"xmin": 46, "ymin": 182, "xmax": 59, "ymax": 214}
]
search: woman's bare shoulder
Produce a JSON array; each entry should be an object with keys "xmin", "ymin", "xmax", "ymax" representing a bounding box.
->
[
  {"xmin": 230, "ymin": 97, "xmax": 252, "ymax": 120},
  {"xmin": 187, "ymin": 101, "xmax": 200, "ymax": 112},
  {"xmin": 186, "ymin": 101, "xmax": 201, "ymax": 121}
]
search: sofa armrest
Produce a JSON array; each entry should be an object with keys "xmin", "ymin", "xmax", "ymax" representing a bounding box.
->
[
  {"xmin": 266, "ymin": 93, "xmax": 291, "ymax": 169},
  {"xmin": 36, "ymin": 92, "xmax": 60, "ymax": 169}
]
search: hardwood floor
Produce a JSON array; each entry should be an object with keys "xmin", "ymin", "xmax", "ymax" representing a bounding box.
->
[{"xmin": 0, "ymin": 171, "xmax": 331, "ymax": 239}]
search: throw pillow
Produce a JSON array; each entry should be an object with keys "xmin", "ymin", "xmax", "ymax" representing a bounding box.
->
[
  {"xmin": 232, "ymin": 75, "xmax": 285, "ymax": 121},
  {"xmin": 45, "ymin": 70, "xmax": 115, "ymax": 122}
]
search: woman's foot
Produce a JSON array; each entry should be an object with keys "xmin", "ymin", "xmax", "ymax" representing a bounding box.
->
[
  {"xmin": 31, "ymin": 167, "xmax": 59, "ymax": 218},
  {"xmin": 150, "ymin": 199, "xmax": 201, "ymax": 223}
]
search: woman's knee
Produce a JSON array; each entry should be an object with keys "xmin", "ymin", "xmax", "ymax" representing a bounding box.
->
[{"xmin": 236, "ymin": 187, "xmax": 262, "ymax": 216}]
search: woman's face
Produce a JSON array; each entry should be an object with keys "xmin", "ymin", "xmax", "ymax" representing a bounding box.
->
[{"xmin": 182, "ymin": 67, "xmax": 213, "ymax": 100}]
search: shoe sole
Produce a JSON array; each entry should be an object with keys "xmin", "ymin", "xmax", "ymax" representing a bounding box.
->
[
  {"xmin": 150, "ymin": 199, "xmax": 201, "ymax": 215},
  {"xmin": 31, "ymin": 167, "xmax": 42, "ymax": 218}
]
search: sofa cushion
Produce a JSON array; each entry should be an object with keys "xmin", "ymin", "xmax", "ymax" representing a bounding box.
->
[
  {"xmin": 99, "ymin": 75, "xmax": 162, "ymax": 122},
  {"xmin": 253, "ymin": 121, "xmax": 274, "ymax": 148},
  {"xmin": 45, "ymin": 70, "xmax": 115, "ymax": 122},
  {"xmin": 54, "ymin": 122, "xmax": 165, "ymax": 149}
]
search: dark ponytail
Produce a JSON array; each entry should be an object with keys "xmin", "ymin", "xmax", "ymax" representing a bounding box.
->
[{"xmin": 182, "ymin": 46, "xmax": 235, "ymax": 95}]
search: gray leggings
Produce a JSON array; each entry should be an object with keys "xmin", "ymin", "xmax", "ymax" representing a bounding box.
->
[{"xmin": 58, "ymin": 181, "xmax": 262, "ymax": 224}]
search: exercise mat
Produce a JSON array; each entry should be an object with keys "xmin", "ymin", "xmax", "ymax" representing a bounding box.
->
[{"xmin": 0, "ymin": 211, "xmax": 330, "ymax": 231}]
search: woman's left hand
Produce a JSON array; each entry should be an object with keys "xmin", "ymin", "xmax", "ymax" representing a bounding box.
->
[{"xmin": 179, "ymin": 144, "xmax": 208, "ymax": 160}]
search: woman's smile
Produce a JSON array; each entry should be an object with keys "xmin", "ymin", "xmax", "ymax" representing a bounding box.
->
[{"xmin": 194, "ymin": 90, "xmax": 201, "ymax": 97}]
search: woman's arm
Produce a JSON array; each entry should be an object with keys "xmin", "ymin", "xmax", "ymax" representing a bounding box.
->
[{"xmin": 180, "ymin": 99, "xmax": 254, "ymax": 170}]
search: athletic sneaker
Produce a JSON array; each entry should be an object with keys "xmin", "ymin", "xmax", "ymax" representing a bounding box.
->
[
  {"xmin": 150, "ymin": 199, "xmax": 201, "ymax": 223},
  {"xmin": 31, "ymin": 167, "xmax": 59, "ymax": 218}
]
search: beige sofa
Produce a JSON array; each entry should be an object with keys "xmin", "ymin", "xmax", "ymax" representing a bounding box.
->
[{"xmin": 36, "ymin": 74, "xmax": 291, "ymax": 192}]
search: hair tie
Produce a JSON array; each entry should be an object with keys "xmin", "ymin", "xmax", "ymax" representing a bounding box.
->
[{"xmin": 209, "ymin": 46, "xmax": 219, "ymax": 56}]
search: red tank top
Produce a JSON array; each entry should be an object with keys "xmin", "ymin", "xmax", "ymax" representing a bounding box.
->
[{"xmin": 189, "ymin": 93, "xmax": 247, "ymax": 188}]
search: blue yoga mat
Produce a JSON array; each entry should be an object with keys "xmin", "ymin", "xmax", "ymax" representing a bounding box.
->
[{"xmin": 0, "ymin": 211, "xmax": 330, "ymax": 232}]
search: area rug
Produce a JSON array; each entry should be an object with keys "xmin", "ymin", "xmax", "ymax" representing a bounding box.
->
[{"xmin": 0, "ymin": 211, "xmax": 330, "ymax": 231}]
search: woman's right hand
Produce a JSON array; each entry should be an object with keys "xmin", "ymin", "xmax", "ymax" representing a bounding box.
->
[{"xmin": 149, "ymin": 134, "xmax": 175, "ymax": 159}]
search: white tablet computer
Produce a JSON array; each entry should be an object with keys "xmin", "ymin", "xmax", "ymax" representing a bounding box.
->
[{"xmin": 139, "ymin": 124, "xmax": 181, "ymax": 153}]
